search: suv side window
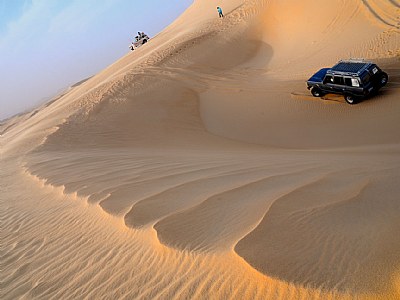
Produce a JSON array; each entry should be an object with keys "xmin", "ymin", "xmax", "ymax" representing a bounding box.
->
[
  {"xmin": 333, "ymin": 76, "xmax": 344, "ymax": 85},
  {"xmin": 361, "ymin": 72, "xmax": 371, "ymax": 84},
  {"xmin": 344, "ymin": 77, "xmax": 360, "ymax": 87},
  {"xmin": 344, "ymin": 78, "xmax": 352, "ymax": 86},
  {"xmin": 323, "ymin": 75, "xmax": 333, "ymax": 84}
]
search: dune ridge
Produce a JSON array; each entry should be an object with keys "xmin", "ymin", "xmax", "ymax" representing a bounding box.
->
[{"xmin": 2, "ymin": 0, "xmax": 400, "ymax": 299}]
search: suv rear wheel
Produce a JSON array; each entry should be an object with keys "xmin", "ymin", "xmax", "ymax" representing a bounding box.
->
[
  {"xmin": 344, "ymin": 94, "xmax": 358, "ymax": 105},
  {"xmin": 311, "ymin": 87, "xmax": 324, "ymax": 97}
]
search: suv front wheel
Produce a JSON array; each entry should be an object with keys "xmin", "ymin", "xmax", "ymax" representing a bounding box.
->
[
  {"xmin": 311, "ymin": 87, "xmax": 324, "ymax": 97},
  {"xmin": 344, "ymin": 94, "xmax": 358, "ymax": 105}
]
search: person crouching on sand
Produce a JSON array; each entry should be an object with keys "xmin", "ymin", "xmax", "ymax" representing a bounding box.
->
[{"xmin": 217, "ymin": 6, "xmax": 224, "ymax": 18}]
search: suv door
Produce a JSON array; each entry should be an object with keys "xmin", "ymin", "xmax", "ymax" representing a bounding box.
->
[
  {"xmin": 322, "ymin": 74, "xmax": 334, "ymax": 93},
  {"xmin": 344, "ymin": 77, "xmax": 362, "ymax": 96},
  {"xmin": 331, "ymin": 75, "xmax": 345, "ymax": 94}
]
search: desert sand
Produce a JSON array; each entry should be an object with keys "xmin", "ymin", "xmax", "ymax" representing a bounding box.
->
[{"xmin": 1, "ymin": 0, "xmax": 400, "ymax": 299}]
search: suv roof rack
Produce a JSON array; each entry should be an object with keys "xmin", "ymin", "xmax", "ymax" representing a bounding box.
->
[
  {"xmin": 341, "ymin": 58, "xmax": 371, "ymax": 63},
  {"xmin": 329, "ymin": 60, "xmax": 373, "ymax": 75}
]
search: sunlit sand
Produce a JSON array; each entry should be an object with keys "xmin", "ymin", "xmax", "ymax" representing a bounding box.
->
[{"xmin": 1, "ymin": 0, "xmax": 399, "ymax": 299}]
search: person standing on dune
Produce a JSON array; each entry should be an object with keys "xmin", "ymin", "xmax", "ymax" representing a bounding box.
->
[{"xmin": 217, "ymin": 6, "xmax": 224, "ymax": 18}]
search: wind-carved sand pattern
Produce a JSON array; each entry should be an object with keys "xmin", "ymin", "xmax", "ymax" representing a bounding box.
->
[{"xmin": 2, "ymin": 0, "xmax": 400, "ymax": 299}]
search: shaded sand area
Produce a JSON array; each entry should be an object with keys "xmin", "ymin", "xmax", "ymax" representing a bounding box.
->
[{"xmin": 1, "ymin": 0, "xmax": 400, "ymax": 299}]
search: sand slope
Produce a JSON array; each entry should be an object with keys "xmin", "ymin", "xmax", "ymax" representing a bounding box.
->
[{"xmin": 2, "ymin": 0, "xmax": 400, "ymax": 299}]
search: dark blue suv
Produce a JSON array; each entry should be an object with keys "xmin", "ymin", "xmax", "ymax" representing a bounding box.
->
[{"xmin": 307, "ymin": 60, "xmax": 388, "ymax": 104}]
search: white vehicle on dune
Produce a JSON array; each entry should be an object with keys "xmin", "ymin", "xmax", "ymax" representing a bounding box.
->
[{"xmin": 129, "ymin": 32, "xmax": 150, "ymax": 51}]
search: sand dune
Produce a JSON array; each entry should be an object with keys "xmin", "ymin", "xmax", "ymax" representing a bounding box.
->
[{"xmin": 2, "ymin": 0, "xmax": 400, "ymax": 299}]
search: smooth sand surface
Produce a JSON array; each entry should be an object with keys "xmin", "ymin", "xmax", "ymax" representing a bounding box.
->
[{"xmin": 1, "ymin": 0, "xmax": 400, "ymax": 299}]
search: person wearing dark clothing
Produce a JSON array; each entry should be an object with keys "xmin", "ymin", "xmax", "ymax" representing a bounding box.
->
[{"xmin": 217, "ymin": 6, "xmax": 224, "ymax": 18}]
